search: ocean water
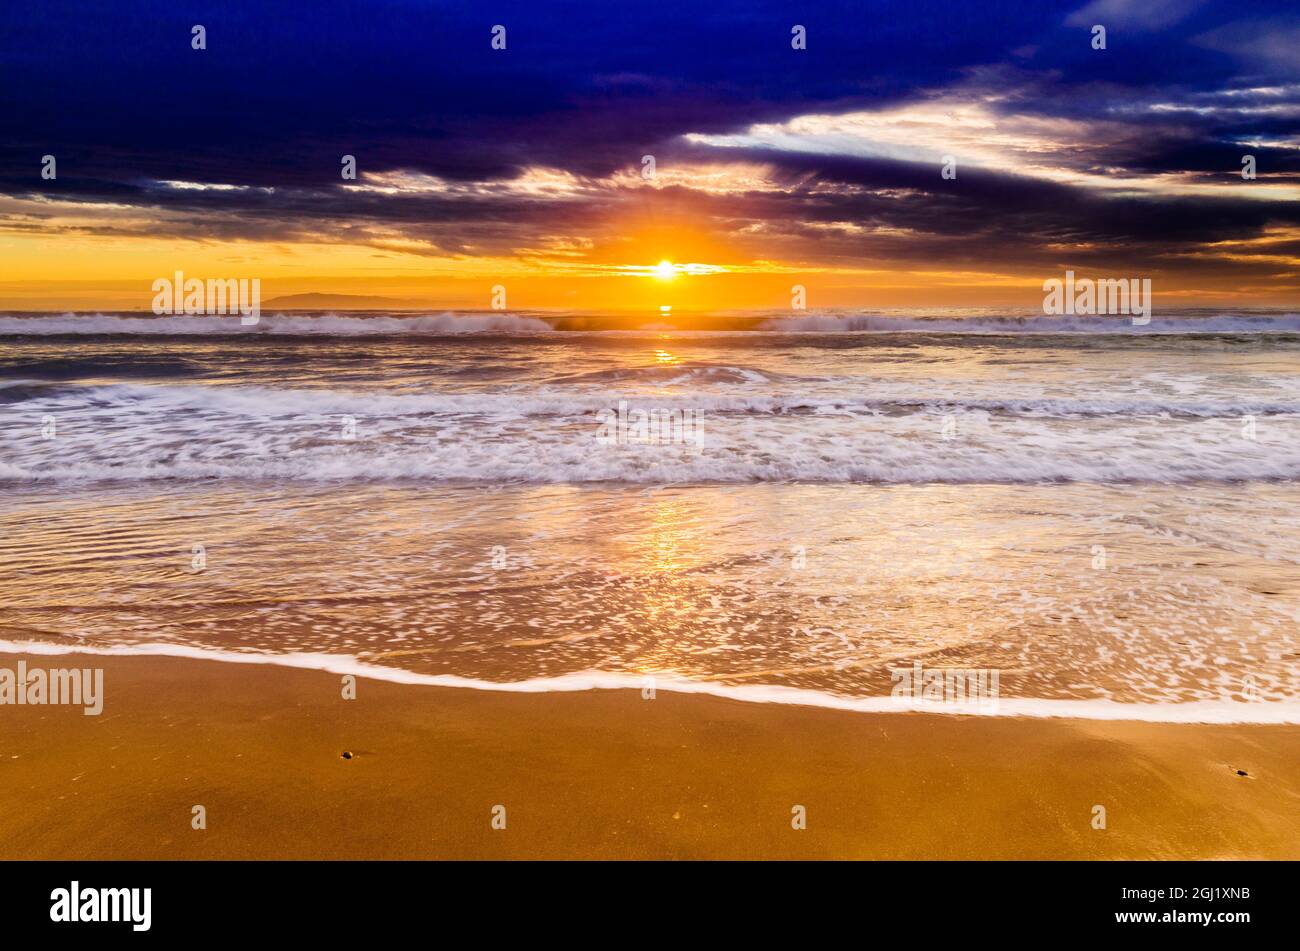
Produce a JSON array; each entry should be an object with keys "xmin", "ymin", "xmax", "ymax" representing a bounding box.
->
[{"xmin": 2, "ymin": 310, "xmax": 1298, "ymax": 721}]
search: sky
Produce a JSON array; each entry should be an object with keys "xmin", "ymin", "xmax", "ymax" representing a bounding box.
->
[{"xmin": 1, "ymin": 0, "xmax": 1299, "ymax": 312}]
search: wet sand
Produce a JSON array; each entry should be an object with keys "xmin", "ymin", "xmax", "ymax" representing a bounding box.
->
[{"xmin": 0, "ymin": 652, "xmax": 1296, "ymax": 859}]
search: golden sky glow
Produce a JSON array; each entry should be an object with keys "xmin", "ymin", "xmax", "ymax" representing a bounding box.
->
[{"xmin": 3, "ymin": 124, "xmax": 1299, "ymax": 312}]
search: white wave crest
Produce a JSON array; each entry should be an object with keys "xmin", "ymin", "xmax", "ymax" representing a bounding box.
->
[
  {"xmin": 7, "ymin": 379, "xmax": 1300, "ymax": 420},
  {"xmin": 0, "ymin": 312, "xmax": 554, "ymax": 335},
  {"xmin": 1, "ymin": 639, "xmax": 1295, "ymax": 723},
  {"xmin": 757, "ymin": 313, "xmax": 1300, "ymax": 334}
]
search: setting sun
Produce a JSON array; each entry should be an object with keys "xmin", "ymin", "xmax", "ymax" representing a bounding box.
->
[{"xmin": 654, "ymin": 260, "xmax": 677, "ymax": 281}]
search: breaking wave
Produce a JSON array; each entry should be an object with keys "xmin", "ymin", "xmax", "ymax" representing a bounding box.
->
[
  {"xmin": 0, "ymin": 312, "xmax": 554, "ymax": 336},
  {"xmin": 5, "ymin": 379, "xmax": 1300, "ymax": 419},
  {"xmin": 756, "ymin": 313, "xmax": 1300, "ymax": 334},
  {"xmin": 3, "ymin": 311, "xmax": 1300, "ymax": 336}
]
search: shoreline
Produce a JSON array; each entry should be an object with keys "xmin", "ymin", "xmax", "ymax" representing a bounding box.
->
[
  {"xmin": 2, "ymin": 653, "xmax": 1297, "ymax": 860},
  {"xmin": 2, "ymin": 640, "xmax": 1296, "ymax": 724}
]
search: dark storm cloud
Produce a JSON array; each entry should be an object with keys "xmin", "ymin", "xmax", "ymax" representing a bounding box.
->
[{"xmin": 0, "ymin": 0, "xmax": 1062, "ymax": 185}]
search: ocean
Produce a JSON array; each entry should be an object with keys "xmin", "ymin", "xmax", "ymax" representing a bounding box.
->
[{"xmin": 2, "ymin": 310, "xmax": 1298, "ymax": 722}]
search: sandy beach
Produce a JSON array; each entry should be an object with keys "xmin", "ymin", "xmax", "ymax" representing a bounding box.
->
[{"xmin": 2, "ymin": 652, "xmax": 1296, "ymax": 860}]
